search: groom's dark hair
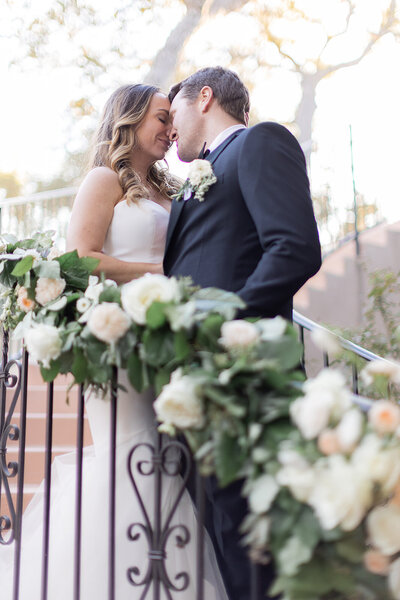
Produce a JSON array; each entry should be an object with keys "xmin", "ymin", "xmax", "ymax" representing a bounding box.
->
[{"xmin": 169, "ymin": 66, "xmax": 250, "ymax": 124}]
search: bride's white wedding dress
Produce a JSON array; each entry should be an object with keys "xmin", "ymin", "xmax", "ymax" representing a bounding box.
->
[{"xmin": 0, "ymin": 198, "xmax": 228, "ymax": 600}]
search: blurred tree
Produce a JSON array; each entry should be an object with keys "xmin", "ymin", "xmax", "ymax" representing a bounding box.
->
[
  {"xmin": 0, "ymin": 172, "xmax": 22, "ymax": 198},
  {"xmin": 6, "ymin": 0, "xmax": 398, "ymax": 155},
  {"xmin": 241, "ymin": 0, "xmax": 399, "ymax": 165}
]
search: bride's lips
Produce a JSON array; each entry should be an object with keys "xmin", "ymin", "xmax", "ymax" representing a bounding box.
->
[{"xmin": 158, "ymin": 138, "xmax": 171, "ymax": 151}]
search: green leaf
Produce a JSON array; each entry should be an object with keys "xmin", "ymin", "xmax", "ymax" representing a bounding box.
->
[
  {"xmin": 214, "ymin": 429, "xmax": 245, "ymax": 487},
  {"xmin": 11, "ymin": 255, "xmax": 33, "ymax": 276},
  {"xmin": 71, "ymin": 348, "xmax": 88, "ymax": 384},
  {"xmin": 196, "ymin": 314, "xmax": 224, "ymax": 350},
  {"xmin": 193, "ymin": 287, "xmax": 246, "ymax": 320},
  {"xmin": 98, "ymin": 286, "xmax": 121, "ymax": 304},
  {"xmin": 40, "ymin": 359, "xmax": 61, "ymax": 382},
  {"xmin": 174, "ymin": 330, "xmax": 191, "ymax": 361},
  {"xmin": 335, "ymin": 528, "xmax": 365, "ymax": 564},
  {"xmin": 127, "ymin": 352, "xmax": 143, "ymax": 392},
  {"xmin": 146, "ymin": 301, "xmax": 167, "ymax": 329},
  {"xmin": 278, "ymin": 535, "xmax": 313, "ymax": 576},
  {"xmin": 55, "ymin": 250, "xmax": 80, "ymax": 270},
  {"xmin": 34, "ymin": 260, "xmax": 61, "ymax": 279},
  {"xmin": 78, "ymin": 256, "xmax": 100, "ymax": 274},
  {"xmin": 154, "ymin": 368, "xmax": 171, "ymax": 395},
  {"xmin": 142, "ymin": 329, "xmax": 175, "ymax": 367},
  {"xmin": 256, "ymin": 337, "xmax": 304, "ymax": 371}
]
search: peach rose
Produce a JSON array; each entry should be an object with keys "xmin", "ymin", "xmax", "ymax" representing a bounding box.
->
[
  {"xmin": 17, "ymin": 286, "xmax": 35, "ymax": 312},
  {"xmin": 368, "ymin": 400, "xmax": 400, "ymax": 435},
  {"xmin": 35, "ymin": 277, "xmax": 66, "ymax": 306},
  {"xmin": 363, "ymin": 549, "xmax": 390, "ymax": 575},
  {"xmin": 318, "ymin": 429, "xmax": 341, "ymax": 455}
]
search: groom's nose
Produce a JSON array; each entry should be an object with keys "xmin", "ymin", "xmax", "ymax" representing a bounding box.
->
[{"xmin": 169, "ymin": 127, "xmax": 178, "ymax": 142}]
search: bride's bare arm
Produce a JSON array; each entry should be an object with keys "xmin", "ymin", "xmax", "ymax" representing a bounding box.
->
[{"xmin": 67, "ymin": 167, "xmax": 163, "ymax": 284}]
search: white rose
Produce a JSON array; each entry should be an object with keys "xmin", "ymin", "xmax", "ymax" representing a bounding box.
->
[
  {"xmin": 368, "ymin": 504, "xmax": 400, "ymax": 556},
  {"xmin": 219, "ymin": 320, "xmax": 260, "ymax": 349},
  {"xmin": 290, "ymin": 393, "xmax": 332, "ymax": 440},
  {"xmin": 35, "ymin": 277, "xmax": 66, "ymax": 306},
  {"xmin": 361, "ymin": 359, "xmax": 400, "ymax": 386},
  {"xmin": 121, "ymin": 274, "xmax": 180, "ymax": 325},
  {"xmin": 303, "ymin": 369, "xmax": 352, "ymax": 421},
  {"xmin": 87, "ymin": 302, "xmax": 130, "ymax": 344},
  {"xmin": 257, "ymin": 316, "xmax": 287, "ymax": 341},
  {"xmin": 368, "ymin": 399, "xmax": 400, "ymax": 435},
  {"xmin": 352, "ymin": 434, "xmax": 400, "ymax": 495},
  {"xmin": 188, "ymin": 159, "xmax": 213, "ymax": 186},
  {"xmin": 309, "ymin": 455, "xmax": 372, "ymax": 531},
  {"xmin": 248, "ymin": 474, "xmax": 280, "ymax": 515},
  {"xmin": 389, "ymin": 557, "xmax": 400, "ymax": 600},
  {"xmin": 25, "ymin": 324, "xmax": 62, "ymax": 368},
  {"xmin": 336, "ymin": 408, "xmax": 364, "ymax": 453},
  {"xmin": 311, "ymin": 328, "xmax": 341, "ymax": 357},
  {"xmin": 16, "ymin": 286, "xmax": 35, "ymax": 312},
  {"xmin": 276, "ymin": 463, "xmax": 315, "ymax": 503},
  {"xmin": 154, "ymin": 369, "xmax": 205, "ymax": 430}
]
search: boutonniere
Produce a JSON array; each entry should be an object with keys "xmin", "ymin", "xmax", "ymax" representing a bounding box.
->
[{"xmin": 173, "ymin": 159, "xmax": 217, "ymax": 203}]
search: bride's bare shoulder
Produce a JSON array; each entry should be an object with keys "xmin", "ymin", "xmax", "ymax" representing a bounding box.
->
[{"xmin": 76, "ymin": 166, "xmax": 123, "ymax": 205}]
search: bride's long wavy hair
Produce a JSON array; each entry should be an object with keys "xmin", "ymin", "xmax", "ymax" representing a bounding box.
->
[{"xmin": 88, "ymin": 84, "xmax": 180, "ymax": 203}]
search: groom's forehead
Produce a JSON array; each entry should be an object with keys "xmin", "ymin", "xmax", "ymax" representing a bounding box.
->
[{"xmin": 170, "ymin": 89, "xmax": 192, "ymax": 113}]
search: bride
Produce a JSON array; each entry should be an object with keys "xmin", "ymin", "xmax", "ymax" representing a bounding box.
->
[{"xmin": 0, "ymin": 84, "xmax": 228, "ymax": 599}]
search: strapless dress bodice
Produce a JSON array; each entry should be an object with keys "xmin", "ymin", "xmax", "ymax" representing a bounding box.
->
[{"xmin": 102, "ymin": 198, "xmax": 169, "ymax": 263}]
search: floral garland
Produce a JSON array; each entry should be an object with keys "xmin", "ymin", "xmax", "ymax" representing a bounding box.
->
[{"xmin": 1, "ymin": 233, "xmax": 400, "ymax": 599}]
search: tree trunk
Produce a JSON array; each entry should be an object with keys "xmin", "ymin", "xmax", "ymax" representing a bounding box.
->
[
  {"xmin": 295, "ymin": 71, "xmax": 322, "ymax": 168},
  {"xmin": 144, "ymin": 3, "xmax": 203, "ymax": 90}
]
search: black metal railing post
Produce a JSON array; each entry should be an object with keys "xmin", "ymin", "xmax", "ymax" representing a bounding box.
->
[
  {"xmin": 73, "ymin": 384, "xmax": 85, "ymax": 600},
  {"xmin": 12, "ymin": 348, "xmax": 28, "ymax": 600},
  {"xmin": 109, "ymin": 367, "xmax": 118, "ymax": 600},
  {"xmin": 41, "ymin": 381, "xmax": 54, "ymax": 600},
  {"xmin": 195, "ymin": 469, "xmax": 205, "ymax": 600}
]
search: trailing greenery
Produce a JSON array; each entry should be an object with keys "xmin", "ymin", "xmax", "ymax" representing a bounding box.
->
[{"xmin": 1, "ymin": 233, "xmax": 400, "ymax": 600}]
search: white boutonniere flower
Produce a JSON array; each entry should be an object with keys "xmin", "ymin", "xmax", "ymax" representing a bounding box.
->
[{"xmin": 174, "ymin": 159, "xmax": 217, "ymax": 203}]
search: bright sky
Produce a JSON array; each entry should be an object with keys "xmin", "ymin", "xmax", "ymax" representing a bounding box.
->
[{"xmin": 1, "ymin": 0, "xmax": 399, "ymax": 244}]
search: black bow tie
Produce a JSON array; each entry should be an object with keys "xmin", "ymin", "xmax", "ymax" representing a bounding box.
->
[{"xmin": 198, "ymin": 143, "xmax": 210, "ymax": 159}]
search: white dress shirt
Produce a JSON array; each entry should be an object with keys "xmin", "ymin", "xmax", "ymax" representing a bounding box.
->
[{"xmin": 207, "ymin": 124, "xmax": 246, "ymax": 154}]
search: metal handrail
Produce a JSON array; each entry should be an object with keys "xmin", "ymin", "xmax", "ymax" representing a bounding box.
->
[
  {"xmin": 293, "ymin": 309, "xmax": 389, "ymax": 364},
  {"xmin": 0, "ymin": 187, "xmax": 77, "ymax": 209}
]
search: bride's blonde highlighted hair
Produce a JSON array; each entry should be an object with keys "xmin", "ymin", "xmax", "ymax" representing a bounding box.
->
[{"xmin": 88, "ymin": 84, "xmax": 180, "ymax": 202}]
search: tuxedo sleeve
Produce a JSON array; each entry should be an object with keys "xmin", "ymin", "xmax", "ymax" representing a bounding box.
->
[{"xmin": 236, "ymin": 122, "xmax": 321, "ymax": 318}]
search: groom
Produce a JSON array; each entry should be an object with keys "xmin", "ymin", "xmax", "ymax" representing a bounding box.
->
[{"xmin": 164, "ymin": 66, "xmax": 321, "ymax": 599}]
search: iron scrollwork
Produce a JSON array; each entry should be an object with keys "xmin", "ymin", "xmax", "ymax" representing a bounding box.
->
[
  {"xmin": 127, "ymin": 435, "xmax": 193, "ymax": 599},
  {"xmin": 0, "ymin": 331, "xmax": 22, "ymax": 546}
]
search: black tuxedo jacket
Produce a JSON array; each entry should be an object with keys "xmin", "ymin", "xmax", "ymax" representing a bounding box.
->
[{"xmin": 164, "ymin": 122, "xmax": 321, "ymax": 320}]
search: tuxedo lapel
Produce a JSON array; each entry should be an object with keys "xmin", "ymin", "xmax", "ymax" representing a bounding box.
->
[
  {"xmin": 164, "ymin": 197, "xmax": 185, "ymax": 256},
  {"xmin": 208, "ymin": 129, "xmax": 245, "ymax": 165},
  {"xmin": 164, "ymin": 129, "xmax": 245, "ymax": 259}
]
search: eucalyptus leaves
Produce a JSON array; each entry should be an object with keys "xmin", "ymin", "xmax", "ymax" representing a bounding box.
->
[{"xmin": 2, "ymin": 232, "xmax": 400, "ymax": 599}]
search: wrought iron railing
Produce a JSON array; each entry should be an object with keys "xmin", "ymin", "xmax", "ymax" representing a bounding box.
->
[{"xmin": 0, "ymin": 313, "xmax": 386, "ymax": 599}]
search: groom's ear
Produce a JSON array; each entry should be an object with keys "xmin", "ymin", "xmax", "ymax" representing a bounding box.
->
[{"xmin": 198, "ymin": 86, "xmax": 214, "ymax": 114}]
